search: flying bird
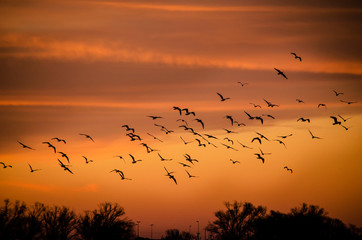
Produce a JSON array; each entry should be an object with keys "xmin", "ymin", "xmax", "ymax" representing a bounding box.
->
[
  {"xmin": 58, "ymin": 159, "xmax": 73, "ymax": 174},
  {"xmin": 254, "ymin": 154, "xmax": 265, "ymax": 163},
  {"xmin": 262, "ymin": 114, "xmax": 275, "ymax": 119},
  {"xmin": 230, "ymin": 159, "xmax": 240, "ymax": 164},
  {"xmin": 147, "ymin": 133, "xmax": 163, "ymax": 142},
  {"xmin": 264, "ymin": 99, "xmax": 279, "ymax": 108},
  {"xmin": 221, "ymin": 143, "xmax": 238, "ymax": 151},
  {"xmin": 122, "ymin": 125, "xmax": 135, "ymax": 133},
  {"xmin": 17, "ymin": 141, "xmax": 35, "ymax": 150},
  {"xmin": 237, "ymin": 141, "xmax": 253, "ymax": 149},
  {"xmin": 237, "ymin": 82, "xmax": 248, "ymax": 87},
  {"xmin": 58, "ymin": 152, "xmax": 70, "ymax": 163},
  {"xmin": 176, "ymin": 119, "xmax": 188, "ymax": 126},
  {"xmin": 129, "ymin": 154, "xmax": 142, "ymax": 164},
  {"xmin": 172, "ymin": 106, "xmax": 182, "ymax": 115},
  {"xmin": 290, "ymin": 52, "xmax": 302, "ymax": 61},
  {"xmin": 114, "ymin": 155, "xmax": 126, "ymax": 164},
  {"xmin": 317, "ymin": 103, "xmax": 327, "ymax": 108},
  {"xmin": 278, "ymin": 134, "xmax": 293, "ymax": 139},
  {"xmin": 79, "ymin": 133, "xmax": 94, "ymax": 142},
  {"xmin": 194, "ymin": 119, "xmax": 205, "ymax": 129},
  {"xmin": 178, "ymin": 162, "xmax": 191, "ymax": 168},
  {"xmin": 42, "ymin": 142, "xmax": 56, "ymax": 153},
  {"xmin": 158, "ymin": 153, "xmax": 173, "ymax": 161},
  {"xmin": 204, "ymin": 134, "xmax": 218, "ymax": 139},
  {"xmin": 251, "ymin": 137, "xmax": 262, "ymax": 144},
  {"xmin": 284, "ymin": 166, "xmax": 293, "ymax": 174},
  {"xmin": 337, "ymin": 114, "xmax": 351, "ymax": 122},
  {"xmin": 296, "ymin": 99, "xmax": 305, "ymax": 103},
  {"xmin": 274, "ymin": 68, "xmax": 288, "ymax": 79},
  {"xmin": 0, "ymin": 162, "xmax": 12, "ymax": 169},
  {"xmin": 254, "ymin": 116, "xmax": 264, "ymax": 125},
  {"xmin": 244, "ymin": 111, "xmax": 255, "ymax": 120},
  {"xmin": 330, "ymin": 116, "xmax": 342, "ymax": 125},
  {"xmin": 297, "ymin": 117, "xmax": 310, "ymax": 123},
  {"xmin": 250, "ymin": 103, "xmax": 261, "ymax": 108},
  {"xmin": 82, "ymin": 156, "xmax": 94, "ymax": 164},
  {"xmin": 195, "ymin": 139, "xmax": 206, "ymax": 147},
  {"xmin": 256, "ymin": 132, "xmax": 269, "ymax": 141},
  {"xmin": 223, "ymin": 128, "xmax": 236, "ymax": 134},
  {"xmin": 184, "ymin": 154, "xmax": 199, "ymax": 165},
  {"xmin": 185, "ymin": 169, "xmax": 198, "ymax": 178},
  {"xmin": 164, "ymin": 167, "xmax": 177, "ymax": 185},
  {"xmin": 51, "ymin": 137, "xmax": 66, "ymax": 144},
  {"xmin": 259, "ymin": 147, "xmax": 272, "ymax": 155},
  {"xmin": 308, "ymin": 129, "xmax": 322, "ymax": 139},
  {"xmin": 234, "ymin": 121, "xmax": 246, "ymax": 126},
  {"xmin": 216, "ymin": 92, "xmax": 230, "ymax": 102},
  {"xmin": 180, "ymin": 136, "xmax": 192, "ymax": 145},
  {"xmin": 274, "ymin": 139, "xmax": 287, "ymax": 149},
  {"xmin": 333, "ymin": 90, "xmax": 344, "ymax": 96},
  {"xmin": 225, "ymin": 115, "xmax": 234, "ymax": 126},
  {"xmin": 28, "ymin": 163, "xmax": 41, "ymax": 173},
  {"xmin": 340, "ymin": 100, "xmax": 357, "ymax": 105},
  {"xmin": 223, "ymin": 137, "xmax": 234, "ymax": 145},
  {"xmin": 147, "ymin": 116, "xmax": 163, "ymax": 120}
]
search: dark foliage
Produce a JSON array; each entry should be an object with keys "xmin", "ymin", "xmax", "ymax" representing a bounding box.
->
[{"xmin": 161, "ymin": 228, "xmax": 195, "ymax": 240}]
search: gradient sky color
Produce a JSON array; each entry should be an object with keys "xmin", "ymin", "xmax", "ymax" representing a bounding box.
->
[{"xmin": 1, "ymin": 0, "xmax": 362, "ymax": 238}]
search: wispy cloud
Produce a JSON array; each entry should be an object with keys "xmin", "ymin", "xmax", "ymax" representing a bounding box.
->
[{"xmin": 0, "ymin": 181, "xmax": 57, "ymax": 192}]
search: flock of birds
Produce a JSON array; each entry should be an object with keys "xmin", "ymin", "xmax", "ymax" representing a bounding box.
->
[{"xmin": 1, "ymin": 52, "xmax": 357, "ymax": 185}]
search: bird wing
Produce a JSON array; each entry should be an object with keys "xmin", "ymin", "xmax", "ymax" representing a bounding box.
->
[{"xmin": 216, "ymin": 92, "xmax": 224, "ymax": 100}]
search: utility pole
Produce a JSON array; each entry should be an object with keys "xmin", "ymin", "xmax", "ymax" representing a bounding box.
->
[
  {"xmin": 150, "ymin": 223, "xmax": 154, "ymax": 239},
  {"xmin": 136, "ymin": 221, "xmax": 141, "ymax": 238},
  {"xmin": 196, "ymin": 220, "xmax": 200, "ymax": 240}
]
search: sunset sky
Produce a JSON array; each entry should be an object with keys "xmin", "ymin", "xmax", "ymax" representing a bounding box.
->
[{"xmin": 0, "ymin": 0, "xmax": 361, "ymax": 238}]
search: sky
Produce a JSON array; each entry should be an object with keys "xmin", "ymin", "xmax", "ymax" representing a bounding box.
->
[{"xmin": 0, "ymin": 0, "xmax": 362, "ymax": 238}]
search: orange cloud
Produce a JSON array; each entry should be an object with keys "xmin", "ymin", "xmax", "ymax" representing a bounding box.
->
[{"xmin": 0, "ymin": 181, "xmax": 57, "ymax": 192}]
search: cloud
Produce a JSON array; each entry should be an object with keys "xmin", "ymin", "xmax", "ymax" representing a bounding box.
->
[
  {"xmin": 72, "ymin": 184, "xmax": 99, "ymax": 193},
  {"xmin": 0, "ymin": 181, "xmax": 57, "ymax": 192}
]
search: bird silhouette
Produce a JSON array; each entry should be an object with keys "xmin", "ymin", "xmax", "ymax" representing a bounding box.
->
[
  {"xmin": 297, "ymin": 117, "xmax": 310, "ymax": 123},
  {"xmin": 129, "ymin": 154, "xmax": 142, "ymax": 164},
  {"xmin": 184, "ymin": 154, "xmax": 199, "ymax": 165},
  {"xmin": 173, "ymin": 106, "xmax": 182, "ymax": 115},
  {"xmin": 194, "ymin": 119, "xmax": 205, "ymax": 129},
  {"xmin": 333, "ymin": 90, "xmax": 343, "ymax": 96},
  {"xmin": 114, "ymin": 156, "xmax": 126, "ymax": 164},
  {"xmin": 256, "ymin": 132, "xmax": 269, "ymax": 141},
  {"xmin": 147, "ymin": 116, "xmax": 163, "ymax": 120},
  {"xmin": 158, "ymin": 153, "xmax": 173, "ymax": 161},
  {"xmin": 42, "ymin": 142, "xmax": 56, "ymax": 153},
  {"xmin": 338, "ymin": 114, "xmax": 351, "ymax": 122},
  {"xmin": 278, "ymin": 134, "xmax": 293, "ymax": 139},
  {"xmin": 223, "ymin": 128, "xmax": 236, "ymax": 134},
  {"xmin": 195, "ymin": 139, "xmax": 206, "ymax": 147},
  {"xmin": 79, "ymin": 133, "xmax": 94, "ymax": 142},
  {"xmin": 341, "ymin": 125, "xmax": 350, "ymax": 131},
  {"xmin": 58, "ymin": 159, "xmax": 73, "ymax": 174},
  {"xmin": 250, "ymin": 103, "xmax": 261, "ymax": 108},
  {"xmin": 259, "ymin": 147, "xmax": 272, "ymax": 155},
  {"xmin": 262, "ymin": 114, "xmax": 275, "ymax": 119},
  {"xmin": 82, "ymin": 156, "xmax": 94, "ymax": 164},
  {"xmin": 264, "ymin": 99, "xmax": 279, "ymax": 107},
  {"xmin": 274, "ymin": 68, "xmax": 288, "ymax": 79},
  {"xmin": 147, "ymin": 133, "xmax": 163, "ymax": 142},
  {"xmin": 177, "ymin": 119, "xmax": 188, "ymax": 126},
  {"xmin": 51, "ymin": 137, "xmax": 66, "ymax": 144},
  {"xmin": 164, "ymin": 167, "xmax": 177, "ymax": 184},
  {"xmin": 185, "ymin": 169, "xmax": 198, "ymax": 178},
  {"xmin": 284, "ymin": 166, "xmax": 293, "ymax": 173},
  {"xmin": 58, "ymin": 152, "xmax": 70, "ymax": 163},
  {"xmin": 182, "ymin": 108, "xmax": 196, "ymax": 116},
  {"xmin": 234, "ymin": 121, "xmax": 246, "ymax": 126},
  {"xmin": 237, "ymin": 82, "xmax": 248, "ymax": 87},
  {"xmin": 237, "ymin": 141, "xmax": 253, "ymax": 149},
  {"xmin": 318, "ymin": 103, "xmax": 327, "ymax": 108},
  {"xmin": 178, "ymin": 162, "xmax": 191, "ymax": 168},
  {"xmin": 308, "ymin": 129, "xmax": 322, "ymax": 139},
  {"xmin": 330, "ymin": 116, "xmax": 341, "ymax": 125},
  {"xmin": 274, "ymin": 139, "xmax": 287, "ymax": 149},
  {"xmin": 122, "ymin": 125, "xmax": 135, "ymax": 133},
  {"xmin": 230, "ymin": 159, "xmax": 240, "ymax": 164},
  {"xmin": 296, "ymin": 99, "xmax": 305, "ymax": 103},
  {"xmin": 254, "ymin": 154, "xmax": 265, "ymax": 163},
  {"xmin": 221, "ymin": 143, "xmax": 238, "ymax": 151},
  {"xmin": 216, "ymin": 92, "xmax": 230, "ymax": 102},
  {"xmin": 17, "ymin": 141, "xmax": 35, "ymax": 150},
  {"xmin": 223, "ymin": 137, "xmax": 234, "ymax": 145},
  {"xmin": 254, "ymin": 116, "xmax": 264, "ymax": 124},
  {"xmin": 28, "ymin": 163, "xmax": 41, "ymax": 173},
  {"xmin": 251, "ymin": 137, "xmax": 262, "ymax": 144},
  {"xmin": 0, "ymin": 162, "xmax": 12, "ymax": 168},
  {"xmin": 204, "ymin": 134, "xmax": 218, "ymax": 139},
  {"xmin": 180, "ymin": 136, "xmax": 192, "ymax": 145},
  {"xmin": 340, "ymin": 100, "xmax": 357, "ymax": 105},
  {"xmin": 225, "ymin": 115, "xmax": 234, "ymax": 126},
  {"xmin": 244, "ymin": 111, "xmax": 255, "ymax": 120},
  {"xmin": 290, "ymin": 52, "xmax": 302, "ymax": 61}
]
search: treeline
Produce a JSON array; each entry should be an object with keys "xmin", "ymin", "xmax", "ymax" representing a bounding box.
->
[{"xmin": 1, "ymin": 199, "xmax": 361, "ymax": 240}]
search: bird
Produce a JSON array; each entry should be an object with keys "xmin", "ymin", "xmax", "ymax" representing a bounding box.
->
[
  {"xmin": 164, "ymin": 167, "xmax": 177, "ymax": 185},
  {"xmin": 180, "ymin": 136, "xmax": 192, "ymax": 145},
  {"xmin": 254, "ymin": 116, "xmax": 264, "ymax": 125},
  {"xmin": 290, "ymin": 52, "xmax": 302, "ymax": 61},
  {"xmin": 308, "ymin": 129, "xmax": 322, "ymax": 139},
  {"xmin": 262, "ymin": 114, "xmax": 275, "ymax": 119},
  {"xmin": 318, "ymin": 103, "xmax": 327, "ymax": 108},
  {"xmin": 278, "ymin": 134, "xmax": 293, "ymax": 139},
  {"xmin": 176, "ymin": 119, "xmax": 188, "ymax": 126},
  {"xmin": 296, "ymin": 99, "xmax": 305, "ymax": 103},
  {"xmin": 330, "ymin": 116, "xmax": 342, "ymax": 125},
  {"xmin": 237, "ymin": 141, "xmax": 253, "ymax": 149},
  {"xmin": 274, "ymin": 139, "xmax": 287, "ymax": 149},
  {"xmin": 118, "ymin": 172, "xmax": 132, "ymax": 180},
  {"xmin": 79, "ymin": 133, "xmax": 94, "ymax": 142},
  {"xmin": 297, "ymin": 117, "xmax": 310, "ymax": 123},
  {"xmin": 178, "ymin": 162, "xmax": 191, "ymax": 168},
  {"xmin": 333, "ymin": 90, "xmax": 344, "ymax": 96},
  {"xmin": 274, "ymin": 68, "xmax": 288, "ymax": 79},
  {"xmin": 340, "ymin": 100, "xmax": 357, "ymax": 105},
  {"xmin": 185, "ymin": 169, "xmax": 198, "ymax": 178},
  {"xmin": 337, "ymin": 115, "xmax": 351, "ymax": 122},
  {"xmin": 58, "ymin": 159, "xmax": 73, "ymax": 174},
  {"xmin": 122, "ymin": 125, "xmax": 135, "ymax": 133},
  {"xmin": 51, "ymin": 137, "xmax": 66, "ymax": 144},
  {"xmin": 234, "ymin": 121, "xmax": 246, "ymax": 127},
  {"xmin": 110, "ymin": 169, "xmax": 123, "ymax": 174},
  {"xmin": 42, "ymin": 142, "xmax": 56, "ymax": 153},
  {"xmin": 129, "ymin": 154, "xmax": 142, "ymax": 164},
  {"xmin": 259, "ymin": 147, "xmax": 272, "ymax": 155},
  {"xmin": 250, "ymin": 103, "xmax": 261, "ymax": 108},
  {"xmin": 147, "ymin": 133, "xmax": 163, "ymax": 142},
  {"xmin": 172, "ymin": 106, "xmax": 182, "ymax": 115},
  {"xmin": 147, "ymin": 116, "xmax": 163, "ymax": 120},
  {"xmin": 184, "ymin": 154, "xmax": 199, "ymax": 165},
  {"xmin": 284, "ymin": 166, "xmax": 293, "ymax": 174},
  {"xmin": 0, "ymin": 162, "xmax": 12, "ymax": 168},
  {"xmin": 204, "ymin": 134, "xmax": 218, "ymax": 139},
  {"xmin": 17, "ymin": 141, "xmax": 35, "ymax": 150},
  {"xmin": 158, "ymin": 153, "xmax": 172, "ymax": 161},
  {"xmin": 195, "ymin": 139, "xmax": 206, "ymax": 147},
  {"xmin": 230, "ymin": 159, "xmax": 240, "ymax": 164},
  {"xmin": 82, "ymin": 156, "xmax": 94, "ymax": 164},
  {"xmin": 254, "ymin": 154, "xmax": 265, "ymax": 163},
  {"xmin": 182, "ymin": 108, "xmax": 196, "ymax": 116},
  {"xmin": 28, "ymin": 163, "xmax": 41, "ymax": 173},
  {"xmin": 194, "ymin": 119, "xmax": 205, "ymax": 129},
  {"xmin": 237, "ymin": 82, "xmax": 248, "ymax": 87},
  {"xmin": 223, "ymin": 137, "xmax": 234, "ymax": 145},
  {"xmin": 216, "ymin": 92, "xmax": 230, "ymax": 102},
  {"xmin": 264, "ymin": 99, "xmax": 279, "ymax": 107},
  {"xmin": 114, "ymin": 156, "xmax": 126, "ymax": 164},
  {"xmin": 244, "ymin": 111, "xmax": 255, "ymax": 120},
  {"xmin": 223, "ymin": 128, "xmax": 236, "ymax": 134},
  {"xmin": 256, "ymin": 132, "xmax": 269, "ymax": 141},
  {"xmin": 225, "ymin": 115, "xmax": 234, "ymax": 126},
  {"xmin": 58, "ymin": 152, "xmax": 70, "ymax": 163},
  {"xmin": 221, "ymin": 143, "xmax": 238, "ymax": 151},
  {"xmin": 161, "ymin": 128, "xmax": 174, "ymax": 134},
  {"xmin": 251, "ymin": 137, "xmax": 262, "ymax": 144},
  {"xmin": 341, "ymin": 125, "xmax": 350, "ymax": 131}
]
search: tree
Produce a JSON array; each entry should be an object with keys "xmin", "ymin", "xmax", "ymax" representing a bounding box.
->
[
  {"xmin": 207, "ymin": 201, "xmax": 266, "ymax": 240},
  {"xmin": 77, "ymin": 202, "xmax": 134, "ymax": 240},
  {"xmin": 162, "ymin": 228, "xmax": 195, "ymax": 240}
]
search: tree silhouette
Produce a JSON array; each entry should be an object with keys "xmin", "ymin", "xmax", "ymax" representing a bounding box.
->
[
  {"xmin": 77, "ymin": 202, "xmax": 134, "ymax": 240},
  {"xmin": 206, "ymin": 201, "xmax": 266, "ymax": 240},
  {"xmin": 162, "ymin": 228, "xmax": 195, "ymax": 240}
]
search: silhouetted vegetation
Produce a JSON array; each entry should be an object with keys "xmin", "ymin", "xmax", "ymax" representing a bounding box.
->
[
  {"xmin": 207, "ymin": 201, "xmax": 361, "ymax": 240},
  {"xmin": 1, "ymin": 199, "xmax": 361, "ymax": 240}
]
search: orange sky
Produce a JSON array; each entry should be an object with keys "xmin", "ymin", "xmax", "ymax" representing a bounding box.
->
[{"xmin": 0, "ymin": 1, "xmax": 362, "ymax": 238}]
